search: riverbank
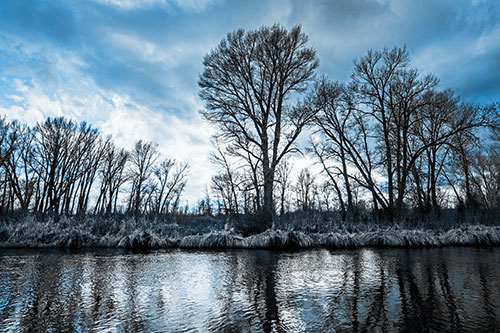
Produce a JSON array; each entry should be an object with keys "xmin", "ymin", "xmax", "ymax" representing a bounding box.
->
[{"xmin": 0, "ymin": 214, "xmax": 499, "ymax": 249}]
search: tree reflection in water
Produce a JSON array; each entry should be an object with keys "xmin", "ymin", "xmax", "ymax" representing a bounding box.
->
[{"xmin": 0, "ymin": 247, "xmax": 499, "ymax": 332}]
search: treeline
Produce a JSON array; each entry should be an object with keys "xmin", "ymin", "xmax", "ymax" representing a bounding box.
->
[
  {"xmin": 0, "ymin": 117, "xmax": 188, "ymax": 215},
  {"xmin": 200, "ymin": 25, "xmax": 500, "ymax": 223}
]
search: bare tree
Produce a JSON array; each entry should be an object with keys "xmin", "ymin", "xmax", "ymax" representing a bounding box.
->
[
  {"xmin": 94, "ymin": 142, "xmax": 129, "ymax": 214},
  {"xmin": 0, "ymin": 115, "xmax": 192, "ymax": 217},
  {"xmin": 409, "ymin": 90, "xmax": 458, "ymax": 212},
  {"xmin": 210, "ymin": 138, "xmax": 241, "ymax": 214},
  {"xmin": 351, "ymin": 47, "xmax": 438, "ymax": 216},
  {"xmin": 226, "ymin": 139, "xmax": 263, "ymax": 214},
  {"xmin": 312, "ymin": 80, "xmax": 387, "ymax": 218},
  {"xmin": 275, "ymin": 158, "xmax": 293, "ymax": 215},
  {"xmin": 128, "ymin": 140, "xmax": 159, "ymax": 214},
  {"xmin": 69, "ymin": 122, "xmax": 104, "ymax": 215},
  {"xmin": 319, "ymin": 181, "xmax": 336, "ymax": 212},
  {"xmin": 295, "ymin": 168, "xmax": 317, "ymax": 211},
  {"xmin": 2, "ymin": 121, "xmax": 36, "ymax": 212},
  {"xmin": 469, "ymin": 149, "xmax": 500, "ymax": 210},
  {"xmin": 31, "ymin": 117, "xmax": 86, "ymax": 214},
  {"xmin": 199, "ymin": 24, "xmax": 319, "ymax": 229},
  {"xmin": 0, "ymin": 118, "xmax": 17, "ymax": 167},
  {"xmin": 345, "ymin": 46, "xmax": 487, "ymax": 217},
  {"xmin": 313, "ymin": 80, "xmax": 355, "ymax": 214},
  {"xmin": 151, "ymin": 158, "xmax": 189, "ymax": 214},
  {"xmin": 0, "ymin": 119, "xmax": 18, "ymax": 213}
]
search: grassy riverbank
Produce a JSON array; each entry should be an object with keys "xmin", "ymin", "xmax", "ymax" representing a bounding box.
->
[{"xmin": 0, "ymin": 212, "xmax": 499, "ymax": 249}]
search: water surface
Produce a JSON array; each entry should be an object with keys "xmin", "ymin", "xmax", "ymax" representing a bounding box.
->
[{"xmin": 0, "ymin": 247, "xmax": 499, "ymax": 332}]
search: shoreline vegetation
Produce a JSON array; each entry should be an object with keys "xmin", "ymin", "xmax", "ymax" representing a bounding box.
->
[{"xmin": 1, "ymin": 213, "xmax": 499, "ymax": 250}]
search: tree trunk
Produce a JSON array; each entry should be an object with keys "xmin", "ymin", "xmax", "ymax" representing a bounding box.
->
[{"xmin": 261, "ymin": 167, "xmax": 274, "ymax": 230}]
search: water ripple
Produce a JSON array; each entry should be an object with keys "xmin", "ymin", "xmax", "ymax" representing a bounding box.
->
[{"xmin": 0, "ymin": 247, "xmax": 499, "ymax": 332}]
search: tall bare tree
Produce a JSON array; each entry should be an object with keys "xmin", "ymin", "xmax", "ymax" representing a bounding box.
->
[
  {"xmin": 351, "ymin": 47, "xmax": 438, "ymax": 215},
  {"xmin": 312, "ymin": 80, "xmax": 387, "ymax": 217},
  {"xmin": 199, "ymin": 24, "xmax": 319, "ymax": 229},
  {"xmin": 0, "ymin": 118, "xmax": 18, "ymax": 213}
]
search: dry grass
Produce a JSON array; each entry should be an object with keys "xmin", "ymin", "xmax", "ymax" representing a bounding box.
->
[{"xmin": 0, "ymin": 213, "xmax": 499, "ymax": 249}]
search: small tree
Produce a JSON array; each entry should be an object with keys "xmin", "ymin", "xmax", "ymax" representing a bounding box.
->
[
  {"xmin": 94, "ymin": 142, "xmax": 129, "ymax": 214},
  {"xmin": 128, "ymin": 140, "xmax": 158, "ymax": 214},
  {"xmin": 295, "ymin": 168, "xmax": 317, "ymax": 211}
]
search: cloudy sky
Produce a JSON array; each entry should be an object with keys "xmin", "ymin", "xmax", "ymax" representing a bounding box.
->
[{"xmin": 0, "ymin": 0, "xmax": 499, "ymax": 205}]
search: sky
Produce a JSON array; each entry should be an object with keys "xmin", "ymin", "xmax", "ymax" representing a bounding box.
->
[{"xmin": 0, "ymin": 0, "xmax": 499, "ymax": 206}]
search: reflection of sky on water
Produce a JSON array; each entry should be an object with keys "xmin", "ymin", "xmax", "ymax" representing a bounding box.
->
[{"xmin": 0, "ymin": 247, "xmax": 499, "ymax": 332}]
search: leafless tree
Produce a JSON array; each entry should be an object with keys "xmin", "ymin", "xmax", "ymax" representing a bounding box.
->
[
  {"xmin": 151, "ymin": 158, "xmax": 189, "ymax": 214},
  {"xmin": 2, "ymin": 121, "xmax": 36, "ymax": 212},
  {"xmin": 313, "ymin": 80, "xmax": 355, "ymax": 214},
  {"xmin": 31, "ymin": 117, "xmax": 85, "ymax": 214},
  {"xmin": 275, "ymin": 158, "xmax": 293, "ymax": 215},
  {"xmin": 295, "ymin": 168, "xmax": 318, "ymax": 211},
  {"xmin": 128, "ymin": 140, "xmax": 159, "ymax": 214},
  {"xmin": 351, "ymin": 47, "xmax": 438, "ymax": 216},
  {"xmin": 0, "ymin": 116, "xmax": 192, "ymax": 217},
  {"xmin": 94, "ymin": 142, "xmax": 129, "ymax": 214},
  {"xmin": 210, "ymin": 138, "xmax": 241, "ymax": 214},
  {"xmin": 319, "ymin": 181, "xmax": 336, "ymax": 212},
  {"xmin": 0, "ymin": 119, "xmax": 18, "ymax": 212},
  {"xmin": 67, "ymin": 122, "xmax": 105, "ymax": 215},
  {"xmin": 199, "ymin": 24, "xmax": 319, "ymax": 229},
  {"xmin": 312, "ymin": 80, "xmax": 387, "ymax": 218}
]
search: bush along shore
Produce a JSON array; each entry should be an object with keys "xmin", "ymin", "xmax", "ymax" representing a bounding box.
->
[{"xmin": 0, "ymin": 213, "xmax": 499, "ymax": 249}]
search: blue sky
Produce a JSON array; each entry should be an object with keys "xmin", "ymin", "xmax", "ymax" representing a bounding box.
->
[{"xmin": 1, "ymin": 0, "xmax": 499, "ymax": 204}]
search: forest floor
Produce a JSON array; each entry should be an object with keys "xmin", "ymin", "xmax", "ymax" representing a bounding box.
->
[{"xmin": 0, "ymin": 212, "xmax": 499, "ymax": 249}]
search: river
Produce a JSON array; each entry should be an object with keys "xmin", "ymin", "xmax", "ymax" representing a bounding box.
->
[{"xmin": 0, "ymin": 247, "xmax": 499, "ymax": 332}]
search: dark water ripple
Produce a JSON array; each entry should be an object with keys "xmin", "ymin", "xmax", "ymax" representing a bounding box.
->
[{"xmin": 0, "ymin": 247, "xmax": 499, "ymax": 332}]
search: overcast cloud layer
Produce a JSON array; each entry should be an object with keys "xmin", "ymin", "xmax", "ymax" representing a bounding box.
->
[{"xmin": 1, "ymin": 0, "xmax": 499, "ymax": 205}]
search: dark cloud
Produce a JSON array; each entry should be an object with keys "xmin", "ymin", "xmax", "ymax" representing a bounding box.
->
[
  {"xmin": 441, "ymin": 50, "xmax": 500, "ymax": 104},
  {"xmin": 295, "ymin": 0, "xmax": 391, "ymax": 26},
  {"xmin": 0, "ymin": 0, "xmax": 499, "ymax": 113},
  {"xmin": 0, "ymin": 1, "xmax": 78, "ymax": 43}
]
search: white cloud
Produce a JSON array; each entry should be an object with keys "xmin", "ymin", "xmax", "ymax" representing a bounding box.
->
[
  {"xmin": 1, "ymin": 78, "xmax": 64, "ymax": 125},
  {"xmin": 474, "ymin": 26, "xmax": 500, "ymax": 55},
  {"xmin": 105, "ymin": 30, "xmax": 214, "ymax": 71},
  {"xmin": 94, "ymin": 0, "xmax": 167, "ymax": 10},
  {"xmin": 172, "ymin": 0, "xmax": 219, "ymax": 12},
  {"xmin": 96, "ymin": 95, "xmax": 216, "ymax": 206},
  {"xmin": 94, "ymin": 0, "xmax": 219, "ymax": 12}
]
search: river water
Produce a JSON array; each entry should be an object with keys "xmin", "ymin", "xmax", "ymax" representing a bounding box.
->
[{"xmin": 0, "ymin": 247, "xmax": 499, "ymax": 332}]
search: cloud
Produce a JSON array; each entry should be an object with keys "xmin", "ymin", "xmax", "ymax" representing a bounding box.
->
[
  {"xmin": 0, "ymin": 1, "xmax": 77, "ymax": 43},
  {"xmin": 94, "ymin": 0, "xmax": 167, "ymax": 10},
  {"xmin": 105, "ymin": 30, "xmax": 210, "ymax": 70},
  {"xmin": 93, "ymin": 0, "xmax": 219, "ymax": 12}
]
